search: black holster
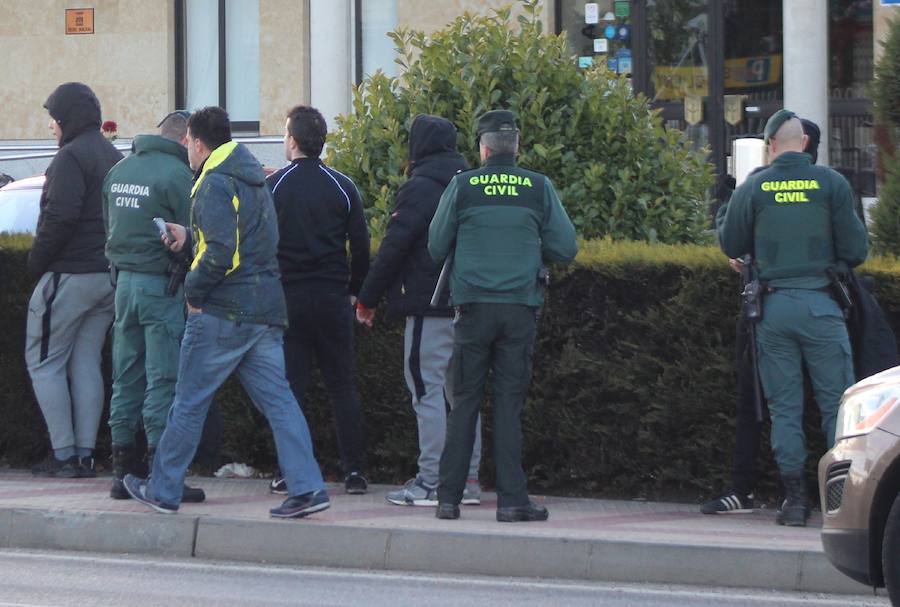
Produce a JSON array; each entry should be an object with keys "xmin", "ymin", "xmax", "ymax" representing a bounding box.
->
[
  {"xmin": 165, "ymin": 256, "xmax": 189, "ymax": 297},
  {"xmin": 826, "ymin": 268, "xmax": 853, "ymax": 316}
]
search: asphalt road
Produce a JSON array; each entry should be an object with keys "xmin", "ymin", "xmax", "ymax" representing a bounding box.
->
[{"xmin": 0, "ymin": 549, "xmax": 890, "ymax": 607}]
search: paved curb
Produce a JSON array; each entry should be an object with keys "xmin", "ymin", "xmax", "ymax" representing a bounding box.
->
[{"xmin": 0, "ymin": 505, "xmax": 871, "ymax": 595}]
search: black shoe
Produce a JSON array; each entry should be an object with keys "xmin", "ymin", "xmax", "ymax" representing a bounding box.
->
[
  {"xmin": 700, "ymin": 491, "xmax": 755, "ymax": 515},
  {"xmin": 77, "ymin": 456, "xmax": 96, "ymax": 478},
  {"xmin": 344, "ymin": 471, "xmax": 368, "ymax": 495},
  {"xmin": 269, "ymin": 490, "xmax": 330, "ymax": 519},
  {"xmin": 496, "ymin": 501, "xmax": 549, "ymax": 522},
  {"xmin": 269, "ymin": 477, "xmax": 288, "ymax": 495},
  {"xmin": 776, "ymin": 472, "xmax": 810, "ymax": 527},
  {"xmin": 182, "ymin": 484, "xmax": 206, "ymax": 503},
  {"xmin": 110, "ymin": 477, "xmax": 129, "ymax": 499},
  {"xmin": 436, "ymin": 502, "xmax": 460, "ymax": 520},
  {"xmin": 32, "ymin": 455, "xmax": 80, "ymax": 478}
]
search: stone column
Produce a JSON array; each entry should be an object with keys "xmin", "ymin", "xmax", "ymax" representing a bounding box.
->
[
  {"xmin": 310, "ymin": 0, "xmax": 352, "ymax": 131},
  {"xmin": 783, "ymin": 1, "xmax": 829, "ymax": 165}
]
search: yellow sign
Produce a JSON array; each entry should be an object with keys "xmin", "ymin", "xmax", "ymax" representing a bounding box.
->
[
  {"xmin": 653, "ymin": 55, "xmax": 782, "ymax": 101},
  {"xmin": 65, "ymin": 8, "xmax": 94, "ymax": 35}
]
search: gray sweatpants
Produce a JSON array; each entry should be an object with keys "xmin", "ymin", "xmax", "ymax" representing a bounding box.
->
[
  {"xmin": 404, "ymin": 316, "xmax": 481, "ymax": 485},
  {"xmin": 25, "ymin": 272, "xmax": 115, "ymax": 452}
]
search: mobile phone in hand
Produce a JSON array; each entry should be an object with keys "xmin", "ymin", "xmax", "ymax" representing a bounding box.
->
[{"xmin": 153, "ymin": 217, "xmax": 174, "ymax": 243}]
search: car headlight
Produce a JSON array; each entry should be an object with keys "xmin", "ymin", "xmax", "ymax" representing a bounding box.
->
[{"xmin": 835, "ymin": 387, "xmax": 900, "ymax": 441}]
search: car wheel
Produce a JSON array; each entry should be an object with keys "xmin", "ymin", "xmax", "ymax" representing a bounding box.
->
[{"xmin": 884, "ymin": 492, "xmax": 900, "ymax": 606}]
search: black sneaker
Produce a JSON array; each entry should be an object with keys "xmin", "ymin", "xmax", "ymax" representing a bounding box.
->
[
  {"xmin": 182, "ymin": 484, "xmax": 206, "ymax": 503},
  {"xmin": 344, "ymin": 472, "xmax": 368, "ymax": 495},
  {"xmin": 269, "ymin": 477, "xmax": 288, "ymax": 495},
  {"xmin": 436, "ymin": 502, "xmax": 460, "ymax": 520},
  {"xmin": 496, "ymin": 501, "xmax": 549, "ymax": 523},
  {"xmin": 31, "ymin": 455, "xmax": 80, "ymax": 478},
  {"xmin": 123, "ymin": 474, "xmax": 178, "ymax": 514},
  {"xmin": 269, "ymin": 489, "xmax": 331, "ymax": 519},
  {"xmin": 700, "ymin": 491, "xmax": 755, "ymax": 514},
  {"xmin": 77, "ymin": 456, "xmax": 96, "ymax": 478}
]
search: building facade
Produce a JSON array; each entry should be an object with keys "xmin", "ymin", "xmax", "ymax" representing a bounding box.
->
[{"xmin": 1, "ymin": 1, "xmax": 897, "ymax": 193}]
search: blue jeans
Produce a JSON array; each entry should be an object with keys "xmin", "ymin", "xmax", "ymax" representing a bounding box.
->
[{"xmin": 148, "ymin": 312, "xmax": 324, "ymax": 506}]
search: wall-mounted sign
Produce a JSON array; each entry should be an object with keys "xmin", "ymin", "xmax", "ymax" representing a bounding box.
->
[
  {"xmin": 65, "ymin": 8, "xmax": 94, "ymax": 35},
  {"xmin": 604, "ymin": 25, "xmax": 616, "ymax": 39},
  {"xmin": 617, "ymin": 25, "xmax": 631, "ymax": 40},
  {"xmin": 578, "ymin": 56, "xmax": 594, "ymax": 69},
  {"xmin": 593, "ymin": 38, "xmax": 608, "ymax": 53},
  {"xmin": 881, "ymin": 1, "xmax": 900, "ymax": 5},
  {"xmin": 615, "ymin": 1, "xmax": 630, "ymax": 18},
  {"xmin": 584, "ymin": 3, "xmax": 599, "ymax": 24}
]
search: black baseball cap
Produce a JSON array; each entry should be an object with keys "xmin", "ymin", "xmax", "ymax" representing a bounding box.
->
[{"xmin": 476, "ymin": 110, "xmax": 518, "ymax": 140}]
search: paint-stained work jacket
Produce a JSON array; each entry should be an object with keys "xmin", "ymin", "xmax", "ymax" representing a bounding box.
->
[{"xmin": 184, "ymin": 141, "xmax": 287, "ymax": 326}]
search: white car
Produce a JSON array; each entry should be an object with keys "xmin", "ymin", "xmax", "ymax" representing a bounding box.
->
[{"xmin": 0, "ymin": 175, "xmax": 42, "ymax": 234}]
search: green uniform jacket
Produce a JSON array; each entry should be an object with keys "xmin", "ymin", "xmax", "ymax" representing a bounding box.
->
[
  {"xmin": 185, "ymin": 141, "xmax": 287, "ymax": 327},
  {"xmin": 716, "ymin": 152, "xmax": 868, "ymax": 288},
  {"xmin": 428, "ymin": 153, "xmax": 578, "ymax": 306},
  {"xmin": 102, "ymin": 135, "xmax": 192, "ymax": 274}
]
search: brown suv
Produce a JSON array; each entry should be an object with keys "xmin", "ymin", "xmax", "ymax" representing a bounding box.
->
[{"xmin": 819, "ymin": 365, "xmax": 900, "ymax": 604}]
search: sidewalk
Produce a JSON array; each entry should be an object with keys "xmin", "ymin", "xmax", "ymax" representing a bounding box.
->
[{"xmin": 0, "ymin": 471, "xmax": 871, "ymax": 595}]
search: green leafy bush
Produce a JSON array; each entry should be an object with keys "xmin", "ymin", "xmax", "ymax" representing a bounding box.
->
[{"xmin": 327, "ymin": 0, "xmax": 713, "ymax": 243}]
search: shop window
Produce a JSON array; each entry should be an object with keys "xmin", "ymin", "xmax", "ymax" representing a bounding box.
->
[{"xmin": 176, "ymin": 0, "xmax": 260, "ymax": 134}]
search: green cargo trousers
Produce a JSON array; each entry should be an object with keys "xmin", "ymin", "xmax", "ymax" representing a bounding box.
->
[
  {"xmin": 756, "ymin": 288, "xmax": 855, "ymax": 475},
  {"xmin": 437, "ymin": 303, "xmax": 536, "ymax": 508},
  {"xmin": 109, "ymin": 271, "xmax": 184, "ymax": 447}
]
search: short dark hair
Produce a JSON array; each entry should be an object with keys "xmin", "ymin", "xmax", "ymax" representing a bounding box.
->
[
  {"xmin": 286, "ymin": 105, "xmax": 327, "ymax": 158},
  {"xmin": 187, "ymin": 106, "xmax": 231, "ymax": 150}
]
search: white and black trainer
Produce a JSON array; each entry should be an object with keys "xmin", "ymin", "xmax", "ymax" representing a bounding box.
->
[{"xmin": 700, "ymin": 491, "xmax": 755, "ymax": 514}]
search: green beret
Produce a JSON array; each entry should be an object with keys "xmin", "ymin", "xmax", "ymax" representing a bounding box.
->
[
  {"xmin": 763, "ymin": 109, "xmax": 796, "ymax": 144},
  {"xmin": 476, "ymin": 110, "xmax": 518, "ymax": 139}
]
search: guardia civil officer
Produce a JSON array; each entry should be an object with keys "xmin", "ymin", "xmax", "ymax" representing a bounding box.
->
[
  {"xmin": 102, "ymin": 110, "xmax": 203, "ymax": 503},
  {"xmin": 716, "ymin": 109, "xmax": 868, "ymax": 526},
  {"xmin": 428, "ymin": 110, "xmax": 578, "ymax": 522}
]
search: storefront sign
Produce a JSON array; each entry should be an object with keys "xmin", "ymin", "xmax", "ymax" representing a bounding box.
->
[
  {"xmin": 653, "ymin": 54, "xmax": 782, "ymax": 100},
  {"xmin": 615, "ymin": 1, "xmax": 630, "ymax": 18},
  {"xmin": 65, "ymin": 8, "xmax": 94, "ymax": 35},
  {"xmin": 881, "ymin": 1, "xmax": 900, "ymax": 5}
]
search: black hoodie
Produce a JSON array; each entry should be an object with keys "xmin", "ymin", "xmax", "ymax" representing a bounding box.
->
[
  {"xmin": 28, "ymin": 82, "xmax": 123, "ymax": 278},
  {"xmin": 357, "ymin": 114, "xmax": 469, "ymax": 318}
]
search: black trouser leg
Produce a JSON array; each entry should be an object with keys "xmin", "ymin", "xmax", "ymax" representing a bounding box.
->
[
  {"xmin": 438, "ymin": 305, "xmax": 491, "ymax": 505},
  {"xmin": 314, "ymin": 294, "xmax": 365, "ymax": 473},
  {"xmin": 490, "ymin": 305, "xmax": 535, "ymax": 508},
  {"xmin": 732, "ymin": 314, "xmax": 762, "ymax": 496}
]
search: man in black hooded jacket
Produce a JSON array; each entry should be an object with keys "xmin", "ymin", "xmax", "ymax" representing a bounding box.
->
[
  {"xmin": 26, "ymin": 82, "xmax": 123, "ymax": 477},
  {"xmin": 356, "ymin": 114, "xmax": 483, "ymax": 507}
]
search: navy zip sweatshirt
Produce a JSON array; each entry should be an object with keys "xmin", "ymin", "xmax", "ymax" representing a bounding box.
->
[{"xmin": 266, "ymin": 157, "xmax": 370, "ymax": 295}]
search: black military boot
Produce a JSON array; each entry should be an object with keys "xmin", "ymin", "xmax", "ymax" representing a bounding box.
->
[
  {"xmin": 110, "ymin": 443, "xmax": 136, "ymax": 499},
  {"xmin": 776, "ymin": 472, "xmax": 809, "ymax": 527},
  {"xmin": 146, "ymin": 446, "xmax": 206, "ymax": 503}
]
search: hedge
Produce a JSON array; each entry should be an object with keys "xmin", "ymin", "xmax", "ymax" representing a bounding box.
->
[{"xmin": 2, "ymin": 235, "xmax": 899, "ymax": 503}]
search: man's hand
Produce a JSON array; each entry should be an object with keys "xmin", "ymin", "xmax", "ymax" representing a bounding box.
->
[
  {"xmin": 356, "ymin": 302, "xmax": 375, "ymax": 327},
  {"xmin": 729, "ymin": 258, "xmax": 744, "ymax": 274},
  {"xmin": 164, "ymin": 222, "xmax": 187, "ymax": 252}
]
